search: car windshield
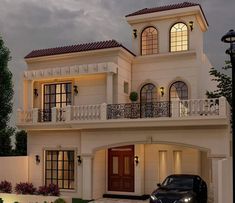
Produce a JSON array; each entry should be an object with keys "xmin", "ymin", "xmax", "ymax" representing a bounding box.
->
[{"xmin": 161, "ymin": 176, "xmax": 194, "ymax": 190}]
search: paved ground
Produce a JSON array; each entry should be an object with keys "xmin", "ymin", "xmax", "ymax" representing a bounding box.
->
[{"xmin": 90, "ymin": 198, "xmax": 149, "ymax": 203}]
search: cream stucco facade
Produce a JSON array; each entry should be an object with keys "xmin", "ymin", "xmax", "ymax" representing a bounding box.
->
[{"xmin": 16, "ymin": 3, "xmax": 232, "ymax": 203}]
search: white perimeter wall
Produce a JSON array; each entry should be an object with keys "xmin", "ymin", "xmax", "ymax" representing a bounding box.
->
[{"xmin": 0, "ymin": 156, "xmax": 28, "ymax": 186}]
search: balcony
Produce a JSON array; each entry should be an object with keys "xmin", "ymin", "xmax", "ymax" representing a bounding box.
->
[{"xmin": 17, "ymin": 97, "xmax": 230, "ymax": 128}]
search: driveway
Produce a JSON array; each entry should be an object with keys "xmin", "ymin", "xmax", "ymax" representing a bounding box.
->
[{"xmin": 90, "ymin": 198, "xmax": 149, "ymax": 203}]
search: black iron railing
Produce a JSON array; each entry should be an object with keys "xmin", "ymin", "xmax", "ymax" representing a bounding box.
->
[
  {"xmin": 38, "ymin": 109, "xmax": 52, "ymax": 122},
  {"xmin": 107, "ymin": 102, "xmax": 170, "ymax": 119}
]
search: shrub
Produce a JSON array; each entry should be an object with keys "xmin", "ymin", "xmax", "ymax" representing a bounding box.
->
[
  {"xmin": 38, "ymin": 185, "xmax": 50, "ymax": 196},
  {"xmin": 0, "ymin": 180, "xmax": 12, "ymax": 193},
  {"xmin": 38, "ymin": 183, "xmax": 60, "ymax": 196},
  {"xmin": 54, "ymin": 198, "xmax": 66, "ymax": 203},
  {"xmin": 129, "ymin": 91, "xmax": 138, "ymax": 102},
  {"xmin": 15, "ymin": 182, "xmax": 37, "ymax": 194}
]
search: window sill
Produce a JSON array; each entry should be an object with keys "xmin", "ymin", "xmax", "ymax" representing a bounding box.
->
[{"xmin": 134, "ymin": 50, "xmax": 196, "ymax": 64}]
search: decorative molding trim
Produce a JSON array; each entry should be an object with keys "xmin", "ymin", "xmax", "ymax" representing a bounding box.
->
[{"xmin": 23, "ymin": 62, "xmax": 118, "ymax": 80}]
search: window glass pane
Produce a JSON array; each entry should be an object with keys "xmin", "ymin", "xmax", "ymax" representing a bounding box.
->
[
  {"xmin": 46, "ymin": 170, "xmax": 51, "ymax": 178},
  {"xmin": 46, "ymin": 161, "xmax": 51, "ymax": 169},
  {"xmin": 112, "ymin": 156, "xmax": 119, "ymax": 174},
  {"xmin": 124, "ymin": 156, "xmax": 130, "ymax": 175}
]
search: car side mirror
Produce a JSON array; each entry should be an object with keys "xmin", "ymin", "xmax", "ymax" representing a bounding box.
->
[{"xmin": 157, "ymin": 183, "xmax": 161, "ymax": 187}]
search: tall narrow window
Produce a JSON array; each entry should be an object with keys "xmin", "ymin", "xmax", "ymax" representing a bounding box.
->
[
  {"xmin": 170, "ymin": 23, "xmax": 188, "ymax": 52},
  {"xmin": 170, "ymin": 81, "xmax": 188, "ymax": 117},
  {"xmin": 45, "ymin": 150, "xmax": 75, "ymax": 190},
  {"xmin": 140, "ymin": 83, "xmax": 157, "ymax": 118},
  {"xmin": 141, "ymin": 27, "xmax": 158, "ymax": 55}
]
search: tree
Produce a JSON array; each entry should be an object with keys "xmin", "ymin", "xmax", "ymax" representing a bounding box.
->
[
  {"xmin": 206, "ymin": 61, "xmax": 232, "ymax": 106},
  {"xmin": 0, "ymin": 128, "xmax": 13, "ymax": 156},
  {"xmin": 14, "ymin": 130, "xmax": 27, "ymax": 156},
  {"xmin": 0, "ymin": 36, "xmax": 13, "ymax": 129},
  {"xmin": 0, "ymin": 35, "xmax": 14, "ymax": 156}
]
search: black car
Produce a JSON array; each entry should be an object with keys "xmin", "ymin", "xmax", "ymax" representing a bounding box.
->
[{"xmin": 150, "ymin": 174, "xmax": 207, "ymax": 203}]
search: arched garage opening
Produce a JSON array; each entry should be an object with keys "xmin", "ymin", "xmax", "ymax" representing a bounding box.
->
[{"xmin": 92, "ymin": 143, "xmax": 212, "ymax": 200}]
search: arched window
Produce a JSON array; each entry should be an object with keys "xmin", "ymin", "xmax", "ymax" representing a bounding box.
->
[
  {"xmin": 140, "ymin": 83, "xmax": 157, "ymax": 103},
  {"xmin": 141, "ymin": 27, "xmax": 158, "ymax": 55},
  {"xmin": 140, "ymin": 83, "xmax": 157, "ymax": 118},
  {"xmin": 170, "ymin": 23, "xmax": 188, "ymax": 52},
  {"xmin": 170, "ymin": 81, "xmax": 188, "ymax": 101}
]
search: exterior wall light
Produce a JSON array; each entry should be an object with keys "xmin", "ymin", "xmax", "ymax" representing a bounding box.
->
[
  {"xmin": 133, "ymin": 29, "xmax": 137, "ymax": 39},
  {"xmin": 134, "ymin": 156, "xmax": 139, "ymax": 165},
  {"xmin": 34, "ymin": 88, "xmax": 38, "ymax": 97},
  {"xmin": 160, "ymin": 87, "xmax": 164, "ymax": 97},
  {"xmin": 189, "ymin": 21, "xmax": 194, "ymax": 31},
  {"xmin": 77, "ymin": 155, "xmax": 82, "ymax": 165},
  {"xmin": 73, "ymin": 85, "xmax": 78, "ymax": 96},
  {"xmin": 35, "ymin": 155, "xmax": 40, "ymax": 164}
]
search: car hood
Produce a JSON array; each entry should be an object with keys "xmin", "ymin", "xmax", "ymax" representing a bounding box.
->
[{"xmin": 152, "ymin": 188, "xmax": 194, "ymax": 200}]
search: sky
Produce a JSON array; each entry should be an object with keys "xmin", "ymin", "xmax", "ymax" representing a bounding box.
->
[{"xmin": 0, "ymin": 0, "xmax": 234, "ymax": 127}]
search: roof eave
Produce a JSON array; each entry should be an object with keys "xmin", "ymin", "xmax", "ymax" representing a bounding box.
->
[
  {"xmin": 24, "ymin": 47, "xmax": 135, "ymax": 63},
  {"xmin": 126, "ymin": 5, "xmax": 208, "ymax": 31}
]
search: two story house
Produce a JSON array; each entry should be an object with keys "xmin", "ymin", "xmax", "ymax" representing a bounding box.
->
[{"xmin": 17, "ymin": 2, "xmax": 232, "ymax": 203}]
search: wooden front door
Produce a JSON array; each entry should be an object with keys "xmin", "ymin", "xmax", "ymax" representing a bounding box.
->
[{"xmin": 108, "ymin": 145, "xmax": 134, "ymax": 192}]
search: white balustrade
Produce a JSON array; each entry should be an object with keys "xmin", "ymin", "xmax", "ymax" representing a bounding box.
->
[
  {"xmin": 71, "ymin": 104, "xmax": 103, "ymax": 121},
  {"xmin": 171, "ymin": 98, "xmax": 220, "ymax": 117},
  {"xmin": 17, "ymin": 109, "xmax": 33, "ymax": 123}
]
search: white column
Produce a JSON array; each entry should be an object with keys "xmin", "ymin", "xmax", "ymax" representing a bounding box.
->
[
  {"xmin": 65, "ymin": 105, "xmax": 71, "ymax": 122},
  {"xmin": 32, "ymin": 108, "xmax": 39, "ymax": 123},
  {"xmin": 219, "ymin": 96, "xmax": 227, "ymax": 117},
  {"xmin": 51, "ymin": 107, "xmax": 57, "ymax": 123},
  {"xmin": 100, "ymin": 103, "xmax": 107, "ymax": 120},
  {"xmin": 106, "ymin": 72, "xmax": 113, "ymax": 104},
  {"xmin": 27, "ymin": 80, "xmax": 33, "ymax": 110},
  {"xmin": 82, "ymin": 155, "xmax": 93, "ymax": 200}
]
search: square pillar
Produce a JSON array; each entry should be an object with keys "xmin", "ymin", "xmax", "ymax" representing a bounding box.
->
[
  {"xmin": 106, "ymin": 72, "xmax": 113, "ymax": 104},
  {"xmin": 82, "ymin": 155, "xmax": 93, "ymax": 200}
]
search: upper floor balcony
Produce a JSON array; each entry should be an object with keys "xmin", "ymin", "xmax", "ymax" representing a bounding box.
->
[{"xmin": 17, "ymin": 97, "xmax": 230, "ymax": 130}]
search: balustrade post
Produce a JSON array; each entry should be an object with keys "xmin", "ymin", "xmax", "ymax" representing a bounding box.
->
[
  {"xmin": 100, "ymin": 103, "xmax": 107, "ymax": 120},
  {"xmin": 17, "ymin": 108, "xmax": 23, "ymax": 123},
  {"xmin": 219, "ymin": 97, "xmax": 227, "ymax": 117},
  {"xmin": 51, "ymin": 107, "xmax": 57, "ymax": 123},
  {"xmin": 66, "ymin": 105, "xmax": 71, "ymax": 122},
  {"xmin": 32, "ymin": 108, "xmax": 39, "ymax": 123}
]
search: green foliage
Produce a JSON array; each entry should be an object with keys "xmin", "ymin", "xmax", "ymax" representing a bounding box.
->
[
  {"xmin": 0, "ymin": 35, "xmax": 14, "ymax": 156},
  {"xmin": 129, "ymin": 91, "xmax": 138, "ymax": 102},
  {"xmin": 14, "ymin": 130, "xmax": 27, "ymax": 156},
  {"xmin": 0, "ymin": 128, "xmax": 14, "ymax": 156},
  {"xmin": 206, "ymin": 61, "xmax": 232, "ymax": 106},
  {"xmin": 0, "ymin": 35, "xmax": 13, "ymax": 129},
  {"xmin": 54, "ymin": 198, "xmax": 66, "ymax": 203}
]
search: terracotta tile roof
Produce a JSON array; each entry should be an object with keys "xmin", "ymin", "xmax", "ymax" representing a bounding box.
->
[
  {"xmin": 126, "ymin": 2, "xmax": 200, "ymax": 17},
  {"xmin": 25, "ymin": 40, "xmax": 135, "ymax": 59}
]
